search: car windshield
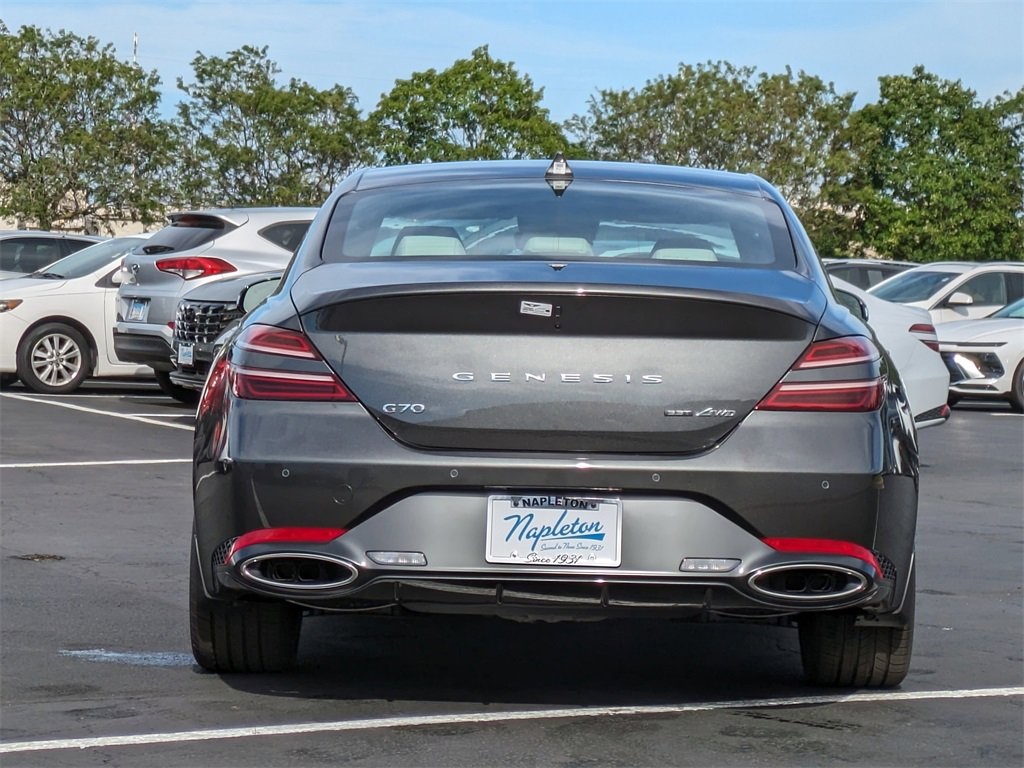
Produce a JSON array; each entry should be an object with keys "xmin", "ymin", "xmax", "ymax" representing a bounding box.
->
[
  {"xmin": 868, "ymin": 270, "xmax": 961, "ymax": 302},
  {"xmin": 30, "ymin": 237, "xmax": 147, "ymax": 280},
  {"xmin": 990, "ymin": 298, "xmax": 1024, "ymax": 319},
  {"xmin": 323, "ymin": 179, "xmax": 796, "ymax": 268}
]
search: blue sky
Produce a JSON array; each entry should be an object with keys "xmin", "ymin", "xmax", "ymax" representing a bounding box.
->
[{"xmin": 4, "ymin": 0, "xmax": 1022, "ymax": 121}]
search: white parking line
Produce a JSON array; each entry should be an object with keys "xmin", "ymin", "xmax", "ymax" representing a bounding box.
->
[
  {"xmin": 24, "ymin": 393, "xmax": 164, "ymax": 399},
  {"xmin": 124, "ymin": 413, "xmax": 195, "ymax": 418},
  {"xmin": 0, "ymin": 686, "xmax": 1019, "ymax": 754},
  {"xmin": 0, "ymin": 392, "xmax": 194, "ymax": 431},
  {"xmin": 1, "ymin": 459, "xmax": 190, "ymax": 469}
]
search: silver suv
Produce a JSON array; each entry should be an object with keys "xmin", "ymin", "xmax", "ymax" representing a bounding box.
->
[{"xmin": 115, "ymin": 208, "xmax": 317, "ymax": 401}]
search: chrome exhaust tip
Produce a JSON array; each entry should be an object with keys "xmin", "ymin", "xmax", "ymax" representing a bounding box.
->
[
  {"xmin": 237, "ymin": 553, "xmax": 358, "ymax": 591},
  {"xmin": 748, "ymin": 564, "xmax": 869, "ymax": 602}
]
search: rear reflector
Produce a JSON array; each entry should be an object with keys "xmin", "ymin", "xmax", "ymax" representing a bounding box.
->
[
  {"xmin": 226, "ymin": 527, "xmax": 346, "ymax": 563},
  {"xmin": 366, "ymin": 551, "xmax": 428, "ymax": 567},
  {"xmin": 156, "ymin": 256, "xmax": 236, "ymax": 280},
  {"xmin": 763, "ymin": 537, "xmax": 882, "ymax": 576},
  {"xmin": 679, "ymin": 557, "xmax": 740, "ymax": 573}
]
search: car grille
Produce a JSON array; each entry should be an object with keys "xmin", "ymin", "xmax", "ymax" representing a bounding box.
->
[{"xmin": 175, "ymin": 301, "xmax": 244, "ymax": 344}]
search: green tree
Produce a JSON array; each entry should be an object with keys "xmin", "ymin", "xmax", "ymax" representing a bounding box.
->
[
  {"xmin": 174, "ymin": 45, "xmax": 367, "ymax": 208},
  {"xmin": 369, "ymin": 45, "xmax": 568, "ymax": 164},
  {"xmin": 827, "ymin": 67, "xmax": 1024, "ymax": 261},
  {"xmin": 567, "ymin": 61, "xmax": 854, "ymax": 212},
  {"xmin": 0, "ymin": 23, "xmax": 172, "ymax": 230}
]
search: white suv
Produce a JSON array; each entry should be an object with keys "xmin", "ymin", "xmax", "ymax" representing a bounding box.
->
[
  {"xmin": 115, "ymin": 208, "xmax": 317, "ymax": 401},
  {"xmin": 868, "ymin": 262, "xmax": 1024, "ymax": 324}
]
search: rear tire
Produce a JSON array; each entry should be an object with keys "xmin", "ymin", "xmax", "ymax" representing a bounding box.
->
[
  {"xmin": 1009, "ymin": 360, "xmax": 1024, "ymax": 413},
  {"xmin": 189, "ymin": 541, "xmax": 302, "ymax": 672},
  {"xmin": 155, "ymin": 369, "xmax": 200, "ymax": 405},
  {"xmin": 799, "ymin": 569, "xmax": 915, "ymax": 688}
]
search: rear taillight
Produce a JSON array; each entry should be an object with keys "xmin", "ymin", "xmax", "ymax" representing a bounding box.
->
[
  {"xmin": 756, "ymin": 336, "xmax": 884, "ymax": 412},
  {"xmin": 156, "ymin": 257, "xmax": 237, "ymax": 280},
  {"xmin": 230, "ymin": 325, "xmax": 355, "ymax": 402},
  {"xmin": 909, "ymin": 323, "xmax": 939, "ymax": 352}
]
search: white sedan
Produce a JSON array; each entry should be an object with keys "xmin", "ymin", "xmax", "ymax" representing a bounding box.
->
[
  {"xmin": 831, "ymin": 277, "xmax": 950, "ymax": 428},
  {"xmin": 938, "ymin": 298, "xmax": 1024, "ymax": 412},
  {"xmin": 0, "ymin": 236, "xmax": 153, "ymax": 393}
]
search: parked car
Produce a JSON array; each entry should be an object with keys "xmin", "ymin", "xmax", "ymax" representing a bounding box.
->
[
  {"xmin": 823, "ymin": 258, "xmax": 916, "ymax": 290},
  {"xmin": 938, "ymin": 297, "xmax": 1024, "ymax": 412},
  {"xmin": 868, "ymin": 262, "xmax": 1024, "ymax": 324},
  {"xmin": 0, "ymin": 236, "xmax": 152, "ymax": 393},
  {"xmin": 830, "ymin": 276, "xmax": 949, "ymax": 428},
  {"xmin": 115, "ymin": 208, "xmax": 317, "ymax": 403},
  {"xmin": 191, "ymin": 157, "xmax": 920, "ymax": 688},
  {"xmin": 169, "ymin": 270, "xmax": 282, "ymax": 392},
  {"xmin": 0, "ymin": 230, "xmax": 104, "ymax": 279}
]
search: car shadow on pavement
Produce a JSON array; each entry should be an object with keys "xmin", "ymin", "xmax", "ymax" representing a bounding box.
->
[{"xmin": 210, "ymin": 614, "xmax": 810, "ymax": 706}]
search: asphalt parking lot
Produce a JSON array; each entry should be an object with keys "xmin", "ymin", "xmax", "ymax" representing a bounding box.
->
[{"xmin": 0, "ymin": 380, "xmax": 1021, "ymax": 767}]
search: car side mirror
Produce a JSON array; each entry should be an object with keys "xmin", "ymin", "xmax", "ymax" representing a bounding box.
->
[
  {"xmin": 836, "ymin": 289, "xmax": 869, "ymax": 322},
  {"xmin": 110, "ymin": 268, "xmax": 124, "ymax": 285},
  {"xmin": 946, "ymin": 291, "xmax": 974, "ymax": 307},
  {"xmin": 240, "ymin": 278, "xmax": 281, "ymax": 314}
]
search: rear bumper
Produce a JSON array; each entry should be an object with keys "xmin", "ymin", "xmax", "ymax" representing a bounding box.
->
[
  {"xmin": 169, "ymin": 341, "xmax": 216, "ymax": 390},
  {"xmin": 113, "ymin": 329, "xmax": 174, "ymax": 370},
  {"xmin": 210, "ymin": 495, "xmax": 892, "ymax": 619},
  {"xmin": 193, "ymin": 404, "xmax": 919, "ymax": 621}
]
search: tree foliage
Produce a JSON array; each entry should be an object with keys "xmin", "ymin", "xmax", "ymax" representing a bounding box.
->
[
  {"xmin": 174, "ymin": 45, "xmax": 367, "ymax": 208},
  {"xmin": 567, "ymin": 61, "xmax": 855, "ymax": 213},
  {"xmin": 369, "ymin": 45, "xmax": 568, "ymax": 164},
  {"xmin": 824, "ymin": 67, "xmax": 1024, "ymax": 261},
  {"xmin": 1, "ymin": 21, "xmax": 1019, "ymax": 264},
  {"xmin": 0, "ymin": 24, "xmax": 172, "ymax": 230}
]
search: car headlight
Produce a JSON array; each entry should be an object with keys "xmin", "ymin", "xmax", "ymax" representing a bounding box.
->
[{"xmin": 0, "ymin": 299, "xmax": 23, "ymax": 313}]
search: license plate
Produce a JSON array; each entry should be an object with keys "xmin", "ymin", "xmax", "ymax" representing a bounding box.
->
[
  {"xmin": 127, "ymin": 298, "xmax": 149, "ymax": 322},
  {"xmin": 178, "ymin": 343, "xmax": 194, "ymax": 366},
  {"xmin": 486, "ymin": 495, "xmax": 621, "ymax": 567}
]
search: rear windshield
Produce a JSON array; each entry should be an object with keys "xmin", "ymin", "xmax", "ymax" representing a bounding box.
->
[
  {"xmin": 137, "ymin": 215, "xmax": 236, "ymax": 255},
  {"xmin": 322, "ymin": 179, "xmax": 796, "ymax": 268},
  {"xmin": 29, "ymin": 237, "xmax": 147, "ymax": 279}
]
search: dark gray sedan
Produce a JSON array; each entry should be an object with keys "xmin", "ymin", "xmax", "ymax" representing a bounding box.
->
[{"xmin": 190, "ymin": 158, "xmax": 919, "ymax": 688}]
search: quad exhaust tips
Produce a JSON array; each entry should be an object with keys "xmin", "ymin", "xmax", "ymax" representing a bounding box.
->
[
  {"xmin": 748, "ymin": 564, "xmax": 870, "ymax": 602},
  {"xmin": 224, "ymin": 527, "xmax": 357, "ymax": 591},
  {"xmin": 237, "ymin": 552, "xmax": 358, "ymax": 591}
]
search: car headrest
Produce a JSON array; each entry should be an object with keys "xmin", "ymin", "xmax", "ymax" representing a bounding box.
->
[
  {"xmin": 520, "ymin": 236, "xmax": 593, "ymax": 257},
  {"xmin": 392, "ymin": 226, "xmax": 466, "ymax": 256}
]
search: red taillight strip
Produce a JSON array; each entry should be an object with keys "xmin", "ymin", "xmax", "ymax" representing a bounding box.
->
[
  {"xmin": 236, "ymin": 327, "xmax": 319, "ymax": 359},
  {"xmin": 795, "ymin": 337, "xmax": 878, "ymax": 369},
  {"xmin": 226, "ymin": 527, "xmax": 347, "ymax": 564},
  {"xmin": 763, "ymin": 537, "xmax": 882, "ymax": 576},
  {"xmin": 757, "ymin": 379, "xmax": 884, "ymax": 412},
  {"xmin": 232, "ymin": 367, "xmax": 355, "ymax": 401}
]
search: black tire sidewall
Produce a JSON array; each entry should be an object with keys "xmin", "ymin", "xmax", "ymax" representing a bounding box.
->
[
  {"xmin": 154, "ymin": 369, "xmax": 200, "ymax": 405},
  {"xmin": 1010, "ymin": 359, "xmax": 1024, "ymax": 412},
  {"xmin": 16, "ymin": 323, "xmax": 91, "ymax": 394}
]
